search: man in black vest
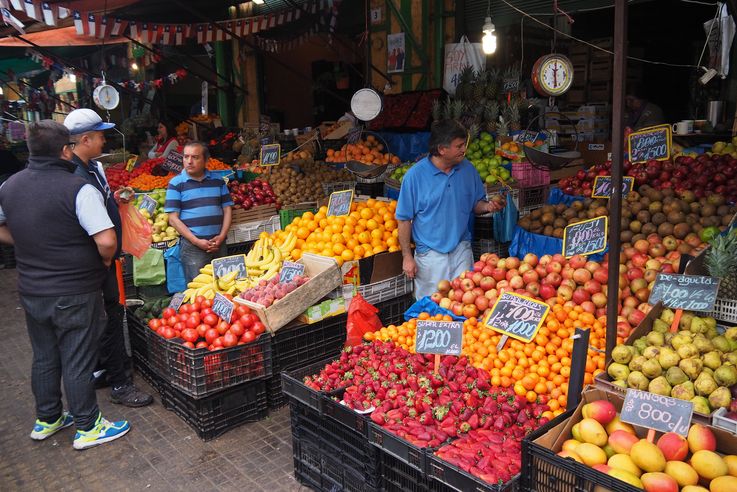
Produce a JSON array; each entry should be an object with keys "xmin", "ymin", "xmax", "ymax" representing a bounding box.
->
[
  {"xmin": 0, "ymin": 120, "xmax": 130, "ymax": 449},
  {"xmin": 63, "ymin": 109, "xmax": 152, "ymax": 407}
]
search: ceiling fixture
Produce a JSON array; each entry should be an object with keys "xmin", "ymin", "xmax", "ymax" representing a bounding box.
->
[
  {"xmin": 131, "ymin": 62, "xmax": 139, "ymax": 71},
  {"xmin": 482, "ymin": 1, "xmax": 496, "ymax": 55},
  {"xmin": 252, "ymin": 0, "xmax": 264, "ymax": 4}
]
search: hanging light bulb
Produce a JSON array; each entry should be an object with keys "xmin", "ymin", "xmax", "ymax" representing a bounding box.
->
[
  {"xmin": 482, "ymin": 17, "xmax": 496, "ymax": 55},
  {"xmin": 131, "ymin": 62, "xmax": 139, "ymax": 71},
  {"xmin": 69, "ymin": 73, "xmax": 76, "ymax": 83}
]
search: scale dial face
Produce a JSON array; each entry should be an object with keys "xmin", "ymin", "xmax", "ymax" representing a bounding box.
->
[
  {"xmin": 93, "ymin": 84, "xmax": 120, "ymax": 110},
  {"xmin": 532, "ymin": 54, "xmax": 574, "ymax": 97}
]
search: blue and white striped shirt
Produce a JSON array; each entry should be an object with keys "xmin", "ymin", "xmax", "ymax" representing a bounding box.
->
[{"xmin": 164, "ymin": 170, "xmax": 233, "ymax": 239}]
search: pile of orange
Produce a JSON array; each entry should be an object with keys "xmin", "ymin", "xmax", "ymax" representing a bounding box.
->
[
  {"xmin": 325, "ymin": 135, "xmax": 401, "ymax": 165},
  {"xmin": 206, "ymin": 158, "xmax": 231, "ymax": 170},
  {"xmin": 365, "ymin": 299, "xmax": 607, "ymax": 418},
  {"xmin": 129, "ymin": 173, "xmax": 173, "ymax": 191},
  {"xmin": 271, "ymin": 199, "xmax": 400, "ymax": 266}
]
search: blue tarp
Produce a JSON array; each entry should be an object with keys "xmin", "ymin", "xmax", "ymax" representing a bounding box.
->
[
  {"xmin": 547, "ymin": 186, "xmax": 585, "ymax": 206},
  {"xmin": 377, "ymin": 132, "xmax": 430, "ymax": 162},
  {"xmin": 403, "ymin": 296, "xmax": 466, "ymax": 322},
  {"xmin": 508, "ymin": 225, "xmax": 607, "ymax": 261}
]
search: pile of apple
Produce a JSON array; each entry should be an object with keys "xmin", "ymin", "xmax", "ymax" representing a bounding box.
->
[
  {"xmin": 558, "ymin": 161, "xmax": 618, "ymax": 197},
  {"xmin": 227, "ymin": 179, "xmax": 279, "ymax": 210},
  {"xmin": 238, "ymin": 275, "xmax": 309, "ymax": 307},
  {"xmin": 558, "ymin": 398, "xmax": 737, "ymax": 492}
]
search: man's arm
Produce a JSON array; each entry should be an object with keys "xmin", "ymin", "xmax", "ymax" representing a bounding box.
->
[
  {"xmin": 0, "ymin": 225, "xmax": 13, "ymax": 245},
  {"xmin": 168, "ymin": 212, "xmax": 211, "ymax": 251},
  {"xmin": 92, "ymin": 228, "xmax": 117, "ymax": 267},
  {"xmin": 473, "ymin": 199, "xmax": 505, "ymax": 215},
  {"xmin": 397, "ymin": 219, "xmax": 416, "ymax": 279}
]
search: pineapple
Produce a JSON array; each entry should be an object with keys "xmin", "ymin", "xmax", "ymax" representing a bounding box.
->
[
  {"xmin": 485, "ymin": 68, "xmax": 499, "ymax": 100},
  {"xmin": 507, "ymin": 101, "xmax": 521, "ymax": 131},
  {"xmin": 484, "ymin": 101, "xmax": 499, "ymax": 133},
  {"xmin": 705, "ymin": 232, "xmax": 737, "ymax": 299},
  {"xmin": 451, "ymin": 100, "xmax": 464, "ymax": 120},
  {"xmin": 472, "ymin": 69, "xmax": 486, "ymax": 105},
  {"xmin": 432, "ymin": 99, "xmax": 441, "ymax": 122},
  {"xmin": 467, "ymin": 123, "xmax": 480, "ymax": 140},
  {"xmin": 497, "ymin": 117, "xmax": 509, "ymax": 137},
  {"xmin": 456, "ymin": 65, "xmax": 475, "ymax": 100},
  {"xmin": 442, "ymin": 98, "xmax": 453, "ymax": 120}
]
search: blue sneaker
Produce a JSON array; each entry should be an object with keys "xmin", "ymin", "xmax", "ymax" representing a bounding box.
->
[
  {"xmin": 30, "ymin": 411, "xmax": 74, "ymax": 440},
  {"xmin": 72, "ymin": 413, "xmax": 130, "ymax": 450}
]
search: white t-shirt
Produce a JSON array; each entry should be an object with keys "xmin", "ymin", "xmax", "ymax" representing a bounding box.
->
[{"xmin": 0, "ymin": 184, "xmax": 114, "ymax": 236}]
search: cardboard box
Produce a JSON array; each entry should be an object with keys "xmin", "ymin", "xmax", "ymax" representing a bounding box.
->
[
  {"xmin": 578, "ymin": 141, "xmax": 612, "ymax": 165},
  {"xmin": 300, "ymin": 297, "xmax": 347, "ymax": 324}
]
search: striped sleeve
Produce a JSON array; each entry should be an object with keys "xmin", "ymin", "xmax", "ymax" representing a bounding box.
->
[
  {"xmin": 220, "ymin": 181, "xmax": 234, "ymax": 207},
  {"xmin": 164, "ymin": 180, "xmax": 182, "ymax": 213}
]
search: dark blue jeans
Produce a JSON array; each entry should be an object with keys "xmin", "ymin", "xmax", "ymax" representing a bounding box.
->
[
  {"xmin": 100, "ymin": 262, "xmax": 130, "ymax": 388},
  {"xmin": 179, "ymin": 237, "xmax": 227, "ymax": 283},
  {"xmin": 20, "ymin": 291, "xmax": 106, "ymax": 431}
]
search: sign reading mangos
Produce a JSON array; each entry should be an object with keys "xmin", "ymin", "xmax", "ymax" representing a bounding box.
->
[
  {"xmin": 648, "ymin": 273, "xmax": 720, "ymax": 311},
  {"xmin": 621, "ymin": 389, "xmax": 693, "ymax": 436},
  {"xmin": 483, "ymin": 292, "xmax": 550, "ymax": 343},
  {"xmin": 563, "ymin": 216, "xmax": 608, "ymax": 258}
]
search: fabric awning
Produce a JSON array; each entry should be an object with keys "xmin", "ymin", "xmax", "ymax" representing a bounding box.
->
[{"xmin": 0, "ymin": 27, "xmax": 128, "ymax": 47}]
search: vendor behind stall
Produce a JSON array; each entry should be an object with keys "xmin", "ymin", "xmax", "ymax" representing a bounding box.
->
[
  {"xmin": 625, "ymin": 84, "xmax": 665, "ymax": 130},
  {"xmin": 147, "ymin": 120, "xmax": 178, "ymax": 159}
]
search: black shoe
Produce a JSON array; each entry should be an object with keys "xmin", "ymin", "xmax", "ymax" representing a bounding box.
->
[
  {"xmin": 93, "ymin": 370, "xmax": 110, "ymax": 390},
  {"xmin": 110, "ymin": 383, "xmax": 154, "ymax": 407}
]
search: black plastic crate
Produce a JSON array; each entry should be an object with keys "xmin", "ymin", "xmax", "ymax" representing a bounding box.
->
[
  {"xmin": 428, "ymin": 454, "xmax": 518, "ymax": 492},
  {"xmin": 380, "ymin": 451, "xmax": 431, "ymax": 492},
  {"xmin": 519, "ymin": 185, "xmax": 549, "ymax": 210},
  {"xmin": 473, "ymin": 215, "xmax": 493, "ymax": 241},
  {"xmin": 159, "ymin": 378, "xmax": 268, "ymax": 441},
  {"xmin": 268, "ymin": 351, "xmax": 344, "ymax": 410},
  {"xmin": 226, "ymin": 240, "xmax": 255, "ymax": 255},
  {"xmin": 322, "ymin": 388, "xmax": 371, "ymax": 438},
  {"xmin": 1, "ymin": 245, "xmax": 16, "ymax": 269},
  {"xmin": 376, "ymin": 294, "xmax": 414, "ymax": 327},
  {"xmin": 355, "ymin": 181, "xmax": 385, "ymax": 198},
  {"xmin": 369, "ymin": 422, "xmax": 430, "ymax": 474},
  {"xmin": 281, "ymin": 357, "xmax": 342, "ymax": 414},
  {"xmin": 273, "ymin": 314, "xmax": 347, "ymax": 374},
  {"xmin": 472, "ymin": 239, "xmax": 510, "ymax": 262}
]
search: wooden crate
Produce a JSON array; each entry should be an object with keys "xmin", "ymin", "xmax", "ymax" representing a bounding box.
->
[
  {"xmin": 234, "ymin": 254, "xmax": 342, "ymax": 334},
  {"xmin": 588, "ymin": 82, "xmax": 612, "ymax": 103},
  {"xmin": 588, "ymin": 60, "xmax": 612, "ymax": 82},
  {"xmin": 231, "ymin": 204, "xmax": 278, "ymax": 225}
]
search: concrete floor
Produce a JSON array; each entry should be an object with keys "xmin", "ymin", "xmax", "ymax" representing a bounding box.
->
[{"xmin": 0, "ymin": 268, "xmax": 307, "ymax": 491}]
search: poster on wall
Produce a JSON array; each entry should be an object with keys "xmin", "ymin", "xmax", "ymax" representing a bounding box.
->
[{"xmin": 387, "ymin": 32, "xmax": 405, "ymax": 73}]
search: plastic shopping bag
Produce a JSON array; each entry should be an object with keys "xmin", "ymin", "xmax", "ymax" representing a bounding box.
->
[
  {"xmin": 119, "ymin": 202, "xmax": 152, "ymax": 259},
  {"xmin": 493, "ymin": 190, "xmax": 518, "ymax": 243},
  {"xmin": 345, "ymin": 294, "xmax": 383, "ymax": 347},
  {"xmin": 164, "ymin": 241, "xmax": 186, "ymax": 294},
  {"xmin": 443, "ymin": 36, "xmax": 484, "ymax": 95},
  {"xmin": 133, "ymin": 247, "xmax": 166, "ymax": 286}
]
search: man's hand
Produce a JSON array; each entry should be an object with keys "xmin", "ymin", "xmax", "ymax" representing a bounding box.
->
[
  {"xmin": 487, "ymin": 196, "xmax": 506, "ymax": 213},
  {"xmin": 113, "ymin": 187, "xmax": 134, "ymax": 205},
  {"xmin": 194, "ymin": 238, "xmax": 212, "ymax": 251},
  {"xmin": 207, "ymin": 235, "xmax": 225, "ymax": 253},
  {"xmin": 402, "ymin": 255, "xmax": 417, "ymax": 279}
]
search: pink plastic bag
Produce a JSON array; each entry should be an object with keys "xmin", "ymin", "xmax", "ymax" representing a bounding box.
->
[
  {"xmin": 345, "ymin": 294, "xmax": 382, "ymax": 347},
  {"xmin": 119, "ymin": 203, "xmax": 152, "ymax": 258}
]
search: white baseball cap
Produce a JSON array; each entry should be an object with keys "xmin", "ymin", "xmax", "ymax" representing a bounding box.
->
[{"xmin": 63, "ymin": 108, "xmax": 115, "ymax": 135}]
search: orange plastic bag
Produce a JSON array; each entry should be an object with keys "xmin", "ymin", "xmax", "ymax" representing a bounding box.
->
[
  {"xmin": 119, "ymin": 202, "xmax": 153, "ymax": 258},
  {"xmin": 345, "ymin": 294, "xmax": 382, "ymax": 347}
]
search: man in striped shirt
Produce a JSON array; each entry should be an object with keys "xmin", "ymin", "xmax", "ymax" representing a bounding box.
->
[{"xmin": 165, "ymin": 141, "xmax": 233, "ymax": 282}]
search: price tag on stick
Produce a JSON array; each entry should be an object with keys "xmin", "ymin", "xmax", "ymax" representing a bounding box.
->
[
  {"xmin": 212, "ymin": 292, "xmax": 234, "ymax": 322},
  {"xmin": 327, "ymin": 189, "xmax": 354, "ymax": 217},
  {"xmin": 211, "ymin": 254, "xmax": 248, "ymax": 280},
  {"xmin": 168, "ymin": 292, "xmax": 185, "ymax": 311},
  {"xmin": 483, "ymin": 292, "xmax": 550, "ymax": 343},
  {"xmin": 260, "ymin": 143, "xmax": 281, "ymax": 166},
  {"xmin": 562, "ymin": 216, "xmax": 608, "ymax": 258},
  {"xmin": 279, "ymin": 261, "xmax": 305, "ymax": 283},
  {"xmin": 591, "ymin": 176, "xmax": 635, "ymax": 199},
  {"xmin": 415, "ymin": 320, "xmax": 463, "ymax": 375},
  {"xmin": 648, "ymin": 273, "xmax": 720, "ymax": 312},
  {"xmin": 138, "ymin": 195, "xmax": 158, "ymax": 216},
  {"xmin": 628, "ymin": 124, "xmax": 672, "ymax": 164},
  {"xmin": 621, "ymin": 389, "xmax": 693, "ymax": 437},
  {"xmin": 125, "ymin": 154, "xmax": 138, "ymax": 172}
]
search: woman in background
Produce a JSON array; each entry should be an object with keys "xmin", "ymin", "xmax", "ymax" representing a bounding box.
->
[{"xmin": 147, "ymin": 120, "xmax": 178, "ymax": 159}]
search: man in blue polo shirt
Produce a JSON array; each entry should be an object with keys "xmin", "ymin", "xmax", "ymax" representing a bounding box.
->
[
  {"xmin": 396, "ymin": 120, "xmax": 505, "ymax": 299},
  {"xmin": 165, "ymin": 141, "xmax": 233, "ymax": 282}
]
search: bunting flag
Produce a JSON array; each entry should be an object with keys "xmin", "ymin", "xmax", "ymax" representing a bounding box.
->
[
  {"xmin": 150, "ymin": 24, "xmax": 161, "ymax": 44},
  {"xmin": 9, "ymin": 0, "xmax": 20, "ymax": 10},
  {"xmin": 86, "ymin": 12, "xmax": 95, "ymax": 37},
  {"xmin": 97, "ymin": 16, "xmax": 108, "ymax": 38},
  {"xmin": 58, "ymin": 6, "xmax": 68, "ymax": 18},
  {"xmin": 1, "ymin": 7, "xmax": 24, "ymax": 33},
  {"xmin": 205, "ymin": 24, "xmax": 213, "ymax": 43},
  {"xmin": 23, "ymin": 0, "xmax": 39, "ymax": 20},
  {"xmin": 72, "ymin": 10, "xmax": 84, "ymax": 35},
  {"xmin": 195, "ymin": 24, "xmax": 204, "ymax": 44},
  {"xmin": 41, "ymin": 2, "xmax": 55, "ymax": 26},
  {"xmin": 161, "ymin": 25, "xmax": 171, "ymax": 44},
  {"xmin": 175, "ymin": 25, "xmax": 183, "ymax": 45},
  {"xmin": 110, "ymin": 18, "xmax": 127, "ymax": 36},
  {"xmin": 140, "ymin": 22, "xmax": 148, "ymax": 43},
  {"xmin": 129, "ymin": 20, "xmax": 137, "ymax": 39}
]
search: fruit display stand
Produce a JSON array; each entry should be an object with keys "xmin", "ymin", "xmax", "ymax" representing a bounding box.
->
[{"xmin": 235, "ymin": 253, "xmax": 342, "ymax": 334}]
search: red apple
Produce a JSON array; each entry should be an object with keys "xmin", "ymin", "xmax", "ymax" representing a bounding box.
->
[
  {"xmin": 522, "ymin": 270, "xmax": 540, "ymax": 284},
  {"xmin": 569, "ymin": 254, "xmax": 587, "ymax": 269},
  {"xmin": 573, "ymin": 268, "xmax": 592, "ymax": 284},
  {"xmin": 509, "ymin": 275, "xmax": 524, "ymax": 290},
  {"xmin": 523, "ymin": 253, "xmax": 539, "ymax": 266},
  {"xmin": 479, "ymin": 277, "xmax": 496, "ymax": 291},
  {"xmin": 539, "ymin": 283, "xmax": 557, "ymax": 300},
  {"xmin": 592, "ymin": 292, "xmax": 607, "ymax": 308},
  {"xmin": 437, "ymin": 279, "xmax": 451, "ymax": 293},
  {"xmin": 557, "ymin": 285, "xmax": 573, "ymax": 300}
]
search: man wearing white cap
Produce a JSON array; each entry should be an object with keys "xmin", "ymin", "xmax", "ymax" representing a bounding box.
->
[{"xmin": 64, "ymin": 109, "xmax": 153, "ymax": 408}]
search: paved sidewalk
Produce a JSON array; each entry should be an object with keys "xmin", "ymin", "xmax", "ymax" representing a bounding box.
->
[{"xmin": 0, "ymin": 269, "xmax": 305, "ymax": 491}]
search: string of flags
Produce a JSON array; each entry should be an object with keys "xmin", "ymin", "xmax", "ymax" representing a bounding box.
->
[{"xmin": 1, "ymin": 0, "xmax": 340, "ymax": 47}]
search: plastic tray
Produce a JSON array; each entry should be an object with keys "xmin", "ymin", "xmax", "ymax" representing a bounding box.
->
[
  {"xmin": 368, "ymin": 422, "xmax": 431, "ymax": 474},
  {"xmin": 380, "ymin": 451, "xmax": 433, "ymax": 492},
  {"xmin": 355, "ymin": 274, "xmax": 414, "ymax": 306},
  {"xmin": 322, "ymin": 389, "xmax": 371, "ymax": 438},
  {"xmin": 159, "ymin": 378, "xmax": 268, "ymax": 441},
  {"xmin": 709, "ymin": 407, "xmax": 737, "ymax": 435},
  {"xmin": 281, "ymin": 357, "xmax": 342, "ymax": 414},
  {"xmin": 519, "ymin": 185, "xmax": 549, "ymax": 210},
  {"xmin": 226, "ymin": 214, "xmax": 280, "ymax": 244},
  {"xmin": 428, "ymin": 454, "xmax": 518, "ymax": 492},
  {"xmin": 472, "ymin": 239, "xmax": 510, "ymax": 262},
  {"xmin": 279, "ymin": 202, "xmax": 317, "ymax": 229},
  {"xmin": 225, "ymin": 240, "xmax": 255, "ymax": 255},
  {"xmin": 696, "ymin": 297, "xmax": 737, "ymax": 324}
]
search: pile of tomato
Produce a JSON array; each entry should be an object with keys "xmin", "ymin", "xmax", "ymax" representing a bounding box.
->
[{"xmin": 147, "ymin": 295, "xmax": 266, "ymax": 351}]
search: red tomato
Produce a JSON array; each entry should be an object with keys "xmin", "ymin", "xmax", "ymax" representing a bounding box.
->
[
  {"xmin": 196, "ymin": 341, "xmax": 208, "ymax": 349},
  {"xmin": 167, "ymin": 316, "xmax": 179, "ymax": 327},
  {"xmin": 223, "ymin": 332, "xmax": 238, "ymax": 347},
  {"xmin": 183, "ymin": 341, "xmax": 195, "ymax": 349},
  {"xmin": 186, "ymin": 313, "xmax": 201, "ymax": 329},
  {"xmin": 201, "ymin": 308, "xmax": 214, "ymax": 317},
  {"xmin": 195, "ymin": 295, "xmax": 206, "ymax": 304},
  {"xmin": 205, "ymin": 328, "xmax": 219, "ymax": 344},
  {"xmin": 203, "ymin": 313, "xmax": 218, "ymax": 326},
  {"xmin": 148, "ymin": 319, "xmax": 162, "ymax": 330},
  {"xmin": 213, "ymin": 337, "xmax": 224, "ymax": 348},
  {"xmin": 162, "ymin": 307, "xmax": 176, "ymax": 319},
  {"xmin": 191, "ymin": 302, "xmax": 201, "ymax": 312},
  {"xmin": 157, "ymin": 326, "xmax": 167, "ymax": 336},
  {"xmin": 239, "ymin": 314, "xmax": 253, "ymax": 328},
  {"xmin": 248, "ymin": 313, "xmax": 260, "ymax": 326},
  {"xmin": 252, "ymin": 322, "xmax": 266, "ymax": 336},
  {"xmin": 241, "ymin": 330, "xmax": 256, "ymax": 344},
  {"xmin": 202, "ymin": 299, "xmax": 213, "ymax": 309},
  {"xmin": 229, "ymin": 322, "xmax": 244, "ymax": 337},
  {"xmin": 173, "ymin": 322, "xmax": 186, "ymax": 332},
  {"xmin": 179, "ymin": 304, "xmax": 191, "ymax": 314},
  {"xmin": 216, "ymin": 320, "xmax": 230, "ymax": 336},
  {"xmin": 230, "ymin": 312, "xmax": 238, "ymax": 324},
  {"xmin": 235, "ymin": 305, "xmax": 251, "ymax": 317},
  {"xmin": 178, "ymin": 313, "xmax": 188, "ymax": 322},
  {"xmin": 196, "ymin": 323, "xmax": 209, "ymax": 338},
  {"xmin": 181, "ymin": 328, "xmax": 199, "ymax": 343},
  {"xmin": 162, "ymin": 327, "xmax": 176, "ymax": 339}
]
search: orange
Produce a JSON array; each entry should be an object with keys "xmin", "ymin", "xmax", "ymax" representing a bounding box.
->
[
  {"xmin": 366, "ymin": 219, "xmax": 379, "ymax": 230},
  {"xmin": 341, "ymin": 249, "xmax": 354, "ymax": 261},
  {"xmin": 359, "ymin": 208, "xmax": 374, "ymax": 220},
  {"xmin": 332, "ymin": 243, "xmax": 345, "ymax": 255},
  {"xmin": 358, "ymin": 231, "xmax": 371, "ymax": 244}
]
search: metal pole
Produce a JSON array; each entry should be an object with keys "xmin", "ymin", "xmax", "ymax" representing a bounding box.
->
[
  {"xmin": 605, "ymin": 0, "xmax": 628, "ymax": 360},
  {"xmin": 434, "ymin": 0, "xmax": 444, "ymax": 88}
]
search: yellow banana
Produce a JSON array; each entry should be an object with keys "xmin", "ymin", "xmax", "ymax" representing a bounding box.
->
[
  {"xmin": 187, "ymin": 281, "xmax": 207, "ymax": 289},
  {"xmin": 221, "ymin": 270, "xmax": 239, "ymax": 283},
  {"xmin": 182, "ymin": 289, "xmax": 193, "ymax": 303},
  {"xmin": 226, "ymin": 285, "xmax": 237, "ymax": 295},
  {"xmin": 200, "ymin": 264, "xmax": 213, "ymax": 274},
  {"xmin": 262, "ymin": 262, "xmax": 280, "ymax": 281},
  {"xmin": 251, "ymin": 247, "xmax": 274, "ymax": 268},
  {"xmin": 204, "ymin": 289, "xmax": 215, "ymax": 300},
  {"xmin": 193, "ymin": 273, "xmax": 213, "ymax": 283}
]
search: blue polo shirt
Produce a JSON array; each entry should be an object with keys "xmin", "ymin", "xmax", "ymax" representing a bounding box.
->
[
  {"xmin": 164, "ymin": 169, "xmax": 233, "ymax": 239},
  {"xmin": 396, "ymin": 157, "xmax": 485, "ymax": 254}
]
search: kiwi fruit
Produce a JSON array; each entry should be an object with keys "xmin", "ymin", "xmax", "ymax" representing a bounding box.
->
[
  {"xmin": 701, "ymin": 204, "xmax": 716, "ymax": 217},
  {"xmin": 631, "ymin": 233, "xmax": 646, "ymax": 243},
  {"xmin": 637, "ymin": 210, "xmax": 651, "ymax": 223},
  {"xmin": 621, "ymin": 230, "xmax": 634, "ymax": 243},
  {"xmin": 594, "ymin": 206, "xmax": 608, "ymax": 217},
  {"xmin": 657, "ymin": 222, "xmax": 674, "ymax": 236},
  {"xmin": 718, "ymin": 205, "xmax": 730, "ymax": 217},
  {"xmin": 673, "ymin": 223, "xmax": 690, "ymax": 239},
  {"xmin": 630, "ymin": 220, "xmax": 642, "ymax": 233},
  {"xmin": 667, "ymin": 211, "xmax": 685, "ymax": 224},
  {"xmin": 651, "ymin": 212, "xmax": 667, "ymax": 226},
  {"xmin": 553, "ymin": 228, "xmax": 564, "ymax": 238},
  {"xmin": 543, "ymin": 225, "xmax": 554, "ymax": 236},
  {"xmin": 649, "ymin": 201, "xmax": 663, "ymax": 214},
  {"xmin": 642, "ymin": 223, "xmax": 657, "ymax": 235},
  {"xmin": 662, "ymin": 188, "xmax": 674, "ymax": 198},
  {"xmin": 554, "ymin": 217, "xmax": 567, "ymax": 228},
  {"xmin": 541, "ymin": 212, "xmax": 555, "ymax": 225}
]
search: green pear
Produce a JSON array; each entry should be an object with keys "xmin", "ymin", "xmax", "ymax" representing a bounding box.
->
[
  {"xmin": 658, "ymin": 347, "xmax": 681, "ymax": 370},
  {"xmin": 612, "ymin": 345, "xmax": 634, "ymax": 364},
  {"xmin": 691, "ymin": 396, "xmax": 711, "ymax": 415},
  {"xmin": 680, "ymin": 312, "xmax": 694, "ymax": 331},
  {"xmin": 689, "ymin": 317, "xmax": 708, "ymax": 334},
  {"xmin": 647, "ymin": 331, "xmax": 665, "ymax": 347},
  {"xmin": 665, "ymin": 366, "xmax": 688, "ymax": 386},
  {"xmin": 660, "ymin": 308, "xmax": 675, "ymax": 324},
  {"xmin": 694, "ymin": 372, "xmax": 718, "ymax": 396},
  {"xmin": 642, "ymin": 358, "xmax": 663, "ymax": 379},
  {"xmin": 679, "ymin": 357, "xmax": 704, "ymax": 380},
  {"xmin": 627, "ymin": 371, "xmax": 650, "ymax": 390},
  {"xmin": 652, "ymin": 319, "xmax": 670, "ymax": 334},
  {"xmin": 629, "ymin": 355, "xmax": 648, "ymax": 372},
  {"xmin": 714, "ymin": 364, "xmax": 737, "ymax": 387},
  {"xmin": 712, "ymin": 336, "xmax": 731, "ymax": 353},
  {"xmin": 709, "ymin": 386, "xmax": 731, "ymax": 409},
  {"xmin": 703, "ymin": 351, "xmax": 722, "ymax": 370},
  {"xmin": 671, "ymin": 381, "xmax": 695, "ymax": 401},
  {"xmin": 608, "ymin": 363, "xmax": 630, "ymax": 381},
  {"xmin": 648, "ymin": 376, "xmax": 672, "ymax": 396}
]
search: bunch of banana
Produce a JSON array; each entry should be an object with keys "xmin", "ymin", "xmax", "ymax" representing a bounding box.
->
[
  {"xmin": 276, "ymin": 230, "xmax": 297, "ymax": 255},
  {"xmin": 181, "ymin": 265, "xmax": 251, "ymax": 302},
  {"xmin": 245, "ymin": 236, "xmax": 284, "ymax": 285}
]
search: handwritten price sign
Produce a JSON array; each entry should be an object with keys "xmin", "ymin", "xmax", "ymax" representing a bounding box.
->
[
  {"xmin": 563, "ymin": 216, "xmax": 608, "ymax": 258},
  {"xmin": 628, "ymin": 124, "xmax": 671, "ymax": 164},
  {"xmin": 211, "ymin": 255, "xmax": 248, "ymax": 280},
  {"xmin": 621, "ymin": 389, "xmax": 693, "ymax": 436},
  {"xmin": 212, "ymin": 292, "xmax": 234, "ymax": 322},
  {"xmin": 260, "ymin": 143, "xmax": 281, "ymax": 166},
  {"xmin": 415, "ymin": 320, "xmax": 463, "ymax": 356},
  {"xmin": 327, "ymin": 189, "xmax": 354, "ymax": 217},
  {"xmin": 483, "ymin": 292, "xmax": 550, "ymax": 343},
  {"xmin": 591, "ymin": 176, "xmax": 635, "ymax": 199},
  {"xmin": 648, "ymin": 273, "xmax": 720, "ymax": 311}
]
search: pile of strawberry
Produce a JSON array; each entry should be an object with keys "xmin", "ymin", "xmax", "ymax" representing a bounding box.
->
[{"xmin": 304, "ymin": 341, "xmax": 550, "ymax": 486}]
